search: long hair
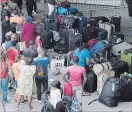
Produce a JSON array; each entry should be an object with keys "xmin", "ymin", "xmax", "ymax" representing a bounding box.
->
[{"xmin": 79, "ymin": 42, "xmax": 89, "ymax": 52}]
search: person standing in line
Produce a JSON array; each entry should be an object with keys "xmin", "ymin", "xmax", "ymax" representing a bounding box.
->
[
  {"xmin": 47, "ymin": 0, "xmax": 59, "ymax": 16},
  {"xmin": 32, "ymin": 0, "xmax": 37, "ymax": 14},
  {"xmin": 26, "ymin": 0, "xmax": 34, "ymax": 17},
  {"xmin": 33, "ymin": 48, "xmax": 49, "ymax": 102},
  {"xmin": 63, "ymin": 56, "xmax": 87, "ymax": 104},
  {"xmin": 0, "ymin": 51, "xmax": 10, "ymax": 103},
  {"xmin": 21, "ymin": 16, "xmax": 36, "ymax": 48},
  {"xmin": 15, "ymin": 57, "xmax": 36, "ymax": 111},
  {"xmin": 1, "ymin": 2, "xmax": 11, "ymax": 44}
]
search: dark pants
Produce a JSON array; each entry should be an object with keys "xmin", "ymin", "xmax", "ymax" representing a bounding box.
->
[
  {"xmin": 35, "ymin": 78, "xmax": 48, "ymax": 100},
  {"xmin": 2, "ymin": 25, "xmax": 10, "ymax": 44},
  {"xmin": 33, "ymin": 0, "xmax": 37, "ymax": 12},
  {"xmin": 26, "ymin": 0, "xmax": 34, "ymax": 17},
  {"xmin": 127, "ymin": 4, "xmax": 132, "ymax": 17}
]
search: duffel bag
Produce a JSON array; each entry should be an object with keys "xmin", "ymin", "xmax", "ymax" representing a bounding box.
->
[
  {"xmin": 90, "ymin": 40, "xmax": 112, "ymax": 56},
  {"xmin": 110, "ymin": 57, "xmax": 128, "ymax": 78},
  {"xmin": 58, "ymin": 7, "xmax": 68, "ymax": 15},
  {"xmin": 98, "ymin": 77, "xmax": 121, "ymax": 107},
  {"xmin": 109, "ymin": 32, "xmax": 124, "ymax": 44},
  {"xmin": 120, "ymin": 73, "xmax": 132, "ymax": 102},
  {"xmin": 69, "ymin": 8, "xmax": 78, "ymax": 15},
  {"xmin": 93, "ymin": 62, "xmax": 112, "ymax": 75},
  {"xmin": 97, "ymin": 71, "xmax": 115, "ymax": 95}
]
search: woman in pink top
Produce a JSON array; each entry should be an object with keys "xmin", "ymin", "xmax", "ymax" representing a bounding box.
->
[
  {"xmin": 63, "ymin": 56, "xmax": 87, "ymax": 104},
  {"xmin": 21, "ymin": 16, "xmax": 36, "ymax": 48}
]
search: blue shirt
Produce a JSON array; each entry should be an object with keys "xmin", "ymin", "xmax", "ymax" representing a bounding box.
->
[
  {"xmin": 70, "ymin": 48, "xmax": 91, "ymax": 67},
  {"xmin": 33, "ymin": 56, "xmax": 49, "ymax": 79},
  {"xmin": 5, "ymin": 41, "xmax": 12, "ymax": 50},
  {"xmin": 78, "ymin": 48, "xmax": 91, "ymax": 67}
]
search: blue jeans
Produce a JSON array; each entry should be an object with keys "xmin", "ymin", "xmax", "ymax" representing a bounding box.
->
[{"xmin": 0, "ymin": 76, "xmax": 8, "ymax": 101}]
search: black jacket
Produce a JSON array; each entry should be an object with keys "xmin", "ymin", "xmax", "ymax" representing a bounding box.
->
[{"xmin": 126, "ymin": 0, "xmax": 132, "ymax": 4}]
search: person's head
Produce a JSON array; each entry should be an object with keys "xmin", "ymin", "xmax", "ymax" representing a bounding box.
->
[
  {"xmin": 12, "ymin": 9, "xmax": 18, "ymax": 16},
  {"xmin": 29, "ymin": 40, "xmax": 35, "ymax": 48},
  {"xmin": 79, "ymin": 42, "xmax": 89, "ymax": 51},
  {"xmin": 73, "ymin": 56, "xmax": 79, "ymax": 64},
  {"xmin": 11, "ymin": 33, "xmax": 18, "ymax": 41},
  {"xmin": 5, "ymin": 35, "xmax": 11, "ymax": 42},
  {"xmin": 37, "ymin": 47, "xmax": 45, "ymax": 56},
  {"xmin": 2, "ymin": 2, "xmax": 8, "ymax": 9},
  {"xmin": 0, "ymin": 51, "xmax": 7, "ymax": 61},
  {"xmin": 55, "ymin": 101, "xmax": 67, "ymax": 112},
  {"xmin": 11, "ymin": 40, "xmax": 18, "ymax": 46},
  {"xmin": 35, "ymin": 32, "xmax": 41, "ymax": 40},
  {"xmin": 25, "ymin": 16, "xmax": 32, "ymax": 23},
  {"xmin": 51, "ymin": 80, "xmax": 61, "ymax": 89},
  {"xmin": 25, "ymin": 57, "xmax": 33, "ymax": 65},
  {"xmin": 10, "ymin": 26, "xmax": 16, "ymax": 34}
]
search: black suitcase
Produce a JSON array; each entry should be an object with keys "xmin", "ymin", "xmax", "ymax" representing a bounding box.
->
[
  {"xmin": 88, "ymin": 16, "xmax": 109, "ymax": 24},
  {"xmin": 54, "ymin": 44, "xmax": 68, "ymax": 53},
  {"xmin": 108, "ymin": 32, "xmax": 124, "ymax": 44},
  {"xmin": 98, "ymin": 77, "xmax": 121, "ymax": 107},
  {"xmin": 120, "ymin": 74, "xmax": 132, "ymax": 102},
  {"xmin": 82, "ymin": 26, "xmax": 98, "ymax": 42},
  {"xmin": 40, "ymin": 30, "xmax": 54, "ymax": 49},
  {"xmin": 110, "ymin": 16, "xmax": 121, "ymax": 32},
  {"xmin": 98, "ymin": 28, "xmax": 108, "ymax": 40},
  {"xmin": 110, "ymin": 57, "xmax": 128, "ymax": 77},
  {"xmin": 84, "ymin": 70, "xmax": 97, "ymax": 93}
]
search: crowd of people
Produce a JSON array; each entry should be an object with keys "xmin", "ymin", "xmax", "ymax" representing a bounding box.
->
[{"xmin": 0, "ymin": 0, "xmax": 96, "ymax": 112}]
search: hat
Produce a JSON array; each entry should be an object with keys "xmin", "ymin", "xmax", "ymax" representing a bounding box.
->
[{"xmin": 25, "ymin": 16, "xmax": 32, "ymax": 23}]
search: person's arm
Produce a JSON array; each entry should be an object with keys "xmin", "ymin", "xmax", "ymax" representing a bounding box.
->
[
  {"xmin": 21, "ymin": 24, "xmax": 26, "ymax": 40},
  {"xmin": 62, "ymin": 68, "xmax": 69, "ymax": 83}
]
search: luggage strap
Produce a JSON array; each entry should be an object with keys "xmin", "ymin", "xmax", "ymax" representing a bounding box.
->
[
  {"xmin": 100, "ymin": 64, "xmax": 105, "ymax": 71},
  {"xmin": 88, "ymin": 99, "xmax": 98, "ymax": 105}
]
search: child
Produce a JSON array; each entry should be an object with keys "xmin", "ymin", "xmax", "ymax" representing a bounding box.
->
[{"xmin": 35, "ymin": 32, "xmax": 42, "ymax": 49}]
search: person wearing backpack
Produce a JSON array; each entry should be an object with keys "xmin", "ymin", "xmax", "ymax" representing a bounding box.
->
[
  {"xmin": 33, "ymin": 48, "xmax": 49, "ymax": 103},
  {"xmin": 0, "ymin": 51, "xmax": 10, "ymax": 102},
  {"xmin": 63, "ymin": 56, "xmax": 87, "ymax": 104}
]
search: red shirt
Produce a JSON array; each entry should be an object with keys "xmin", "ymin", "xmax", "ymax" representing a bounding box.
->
[
  {"xmin": 0, "ymin": 60, "xmax": 9, "ymax": 79},
  {"xmin": 7, "ymin": 47, "xmax": 19, "ymax": 66},
  {"xmin": 66, "ymin": 65, "xmax": 86, "ymax": 87}
]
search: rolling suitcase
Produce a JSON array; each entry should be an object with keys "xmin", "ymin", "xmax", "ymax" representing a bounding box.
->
[
  {"xmin": 98, "ymin": 22, "xmax": 115, "ymax": 40},
  {"xmin": 97, "ymin": 71, "xmax": 115, "ymax": 95},
  {"xmin": 120, "ymin": 73, "xmax": 132, "ymax": 102},
  {"xmin": 67, "ymin": 29, "xmax": 82, "ymax": 51},
  {"xmin": 121, "ymin": 49, "xmax": 132, "ymax": 73},
  {"xmin": 110, "ymin": 16, "xmax": 121, "ymax": 32},
  {"xmin": 110, "ymin": 42, "xmax": 132, "ymax": 56},
  {"xmin": 98, "ymin": 77, "xmax": 121, "ymax": 107}
]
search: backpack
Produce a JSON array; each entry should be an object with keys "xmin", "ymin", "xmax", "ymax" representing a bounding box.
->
[{"xmin": 36, "ymin": 61, "xmax": 45, "ymax": 77}]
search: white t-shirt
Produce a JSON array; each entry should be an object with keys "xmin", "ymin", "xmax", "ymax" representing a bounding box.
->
[{"xmin": 49, "ymin": 88, "xmax": 62, "ymax": 108}]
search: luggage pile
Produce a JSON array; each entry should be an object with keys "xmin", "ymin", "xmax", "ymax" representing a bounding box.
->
[{"xmin": 39, "ymin": 2, "xmax": 132, "ymax": 108}]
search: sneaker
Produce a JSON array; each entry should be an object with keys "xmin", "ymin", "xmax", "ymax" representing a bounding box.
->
[
  {"xmin": 33, "ymin": 12, "xmax": 37, "ymax": 15},
  {"xmin": 33, "ymin": 99, "xmax": 42, "ymax": 104},
  {"xmin": 32, "ymin": 10, "xmax": 35, "ymax": 13}
]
